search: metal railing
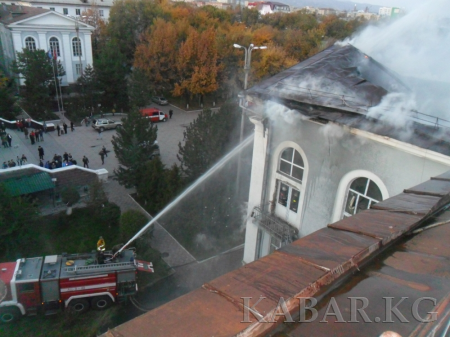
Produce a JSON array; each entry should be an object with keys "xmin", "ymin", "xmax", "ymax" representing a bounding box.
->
[{"xmin": 251, "ymin": 206, "xmax": 298, "ymax": 245}]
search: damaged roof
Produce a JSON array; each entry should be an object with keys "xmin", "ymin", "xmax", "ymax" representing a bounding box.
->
[
  {"xmin": 103, "ymin": 172, "xmax": 450, "ymax": 337},
  {"xmin": 247, "ymin": 44, "xmax": 409, "ymax": 115},
  {"xmin": 246, "ymin": 44, "xmax": 450, "ymax": 157}
]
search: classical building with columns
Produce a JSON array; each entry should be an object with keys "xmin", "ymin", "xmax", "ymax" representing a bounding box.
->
[{"xmin": 0, "ymin": 5, "xmax": 94, "ymax": 85}]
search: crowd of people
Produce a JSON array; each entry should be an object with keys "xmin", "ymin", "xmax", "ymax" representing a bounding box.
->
[
  {"xmin": 40, "ymin": 151, "xmax": 78, "ymax": 169},
  {"xmin": 1, "ymin": 116, "xmax": 111, "ymax": 171},
  {"xmin": 2, "ymin": 154, "xmax": 27, "ymax": 169}
]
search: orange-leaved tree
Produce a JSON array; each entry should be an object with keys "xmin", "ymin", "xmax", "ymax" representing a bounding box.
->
[{"xmin": 173, "ymin": 27, "xmax": 221, "ymax": 104}]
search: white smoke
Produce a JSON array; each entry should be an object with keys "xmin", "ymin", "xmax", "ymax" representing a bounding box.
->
[
  {"xmin": 348, "ymin": 0, "xmax": 450, "ymax": 122},
  {"xmin": 264, "ymin": 100, "xmax": 304, "ymax": 125}
]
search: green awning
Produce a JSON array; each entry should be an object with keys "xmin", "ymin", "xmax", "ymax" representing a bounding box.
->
[{"xmin": 2, "ymin": 172, "xmax": 54, "ymax": 196}]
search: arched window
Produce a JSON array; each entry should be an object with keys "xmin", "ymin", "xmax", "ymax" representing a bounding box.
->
[
  {"xmin": 279, "ymin": 147, "xmax": 304, "ymax": 182},
  {"xmin": 343, "ymin": 177, "xmax": 382, "ymax": 218},
  {"xmin": 25, "ymin": 37, "xmax": 36, "ymax": 51},
  {"xmin": 72, "ymin": 37, "xmax": 82, "ymax": 57},
  {"xmin": 49, "ymin": 37, "xmax": 60, "ymax": 57}
]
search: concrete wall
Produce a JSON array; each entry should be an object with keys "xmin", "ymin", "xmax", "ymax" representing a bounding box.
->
[{"xmin": 243, "ymin": 114, "xmax": 450, "ymax": 263}]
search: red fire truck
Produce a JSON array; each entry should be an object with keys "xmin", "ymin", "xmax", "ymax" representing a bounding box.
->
[{"xmin": 0, "ymin": 248, "xmax": 152, "ymax": 323}]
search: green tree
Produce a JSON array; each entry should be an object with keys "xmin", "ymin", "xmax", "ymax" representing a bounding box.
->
[
  {"xmin": 76, "ymin": 64, "xmax": 98, "ymax": 111},
  {"xmin": 0, "ymin": 71, "xmax": 17, "ymax": 120},
  {"xmin": 94, "ymin": 41, "xmax": 129, "ymax": 111},
  {"xmin": 111, "ymin": 109, "xmax": 158, "ymax": 187},
  {"xmin": 12, "ymin": 49, "xmax": 65, "ymax": 118},
  {"xmin": 242, "ymin": 7, "xmax": 259, "ymax": 27},
  {"xmin": 119, "ymin": 209, "xmax": 149, "ymax": 243},
  {"xmin": 128, "ymin": 66, "xmax": 154, "ymax": 109},
  {"xmin": 177, "ymin": 103, "xmax": 239, "ymax": 182},
  {"xmin": 0, "ymin": 184, "xmax": 40, "ymax": 257}
]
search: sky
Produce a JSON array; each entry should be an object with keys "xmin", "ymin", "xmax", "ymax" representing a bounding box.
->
[{"xmin": 350, "ymin": 0, "xmax": 425, "ymax": 10}]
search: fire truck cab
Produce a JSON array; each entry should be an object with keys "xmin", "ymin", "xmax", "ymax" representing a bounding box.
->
[{"xmin": 0, "ymin": 249, "xmax": 138, "ymax": 323}]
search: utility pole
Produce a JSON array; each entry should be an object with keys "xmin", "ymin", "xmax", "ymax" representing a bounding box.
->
[{"xmin": 233, "ymin": 43, "xmax": 267, "ymax": 196}]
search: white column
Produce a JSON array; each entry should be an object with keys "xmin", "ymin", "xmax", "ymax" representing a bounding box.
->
[
  {"xmin": 243, "ymin": 116, "xmax": 269, "ymax": 264},
  {"xmin": 12, "ymin": 31, "xmax": 22, "ymax": 52},
  {"xmin": 37, "ymin": 32, "xmax": 47, "ymax": 51},
  {"xmin": 61, "ymin": 32, "xmax": 74, "ymax": 84},
  {"xmin": 84, "ymin": 32, "xmax": 93, "ymax": 67},
  {"xmin": 12, "ymin": 32, "xmax": 24, "ymax": 84}
]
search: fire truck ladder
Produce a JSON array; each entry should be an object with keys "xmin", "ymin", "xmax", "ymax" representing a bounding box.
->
[{"xmin": 64, "ymin": 261, "xmax": 135, "ymax": 274}]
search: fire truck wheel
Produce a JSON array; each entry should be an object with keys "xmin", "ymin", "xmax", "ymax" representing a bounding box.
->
[
  {"xmin": 0, "ymin": 307, "xmax": 20, "ymax": 323},
  {"xmin": 69, "ymin": 299, "xmax": 90, "ymax": 314},
  {"xmin": 91, "ymin": 296, "xmax": 113, "ymax": 310}
]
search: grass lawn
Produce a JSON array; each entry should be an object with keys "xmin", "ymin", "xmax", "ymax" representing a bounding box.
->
[{"xmin": 0, "ymin": 206, "xmax": 171, "ymax": 337}]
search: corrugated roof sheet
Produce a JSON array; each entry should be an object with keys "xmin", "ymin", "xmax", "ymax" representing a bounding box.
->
[
  {"xmin": 1, "ymin": 172, "xmax": 54, "ymax": 196},
  {"xmin": 105, "ymin": 173, "xmax": 450, "ymax": 337}
]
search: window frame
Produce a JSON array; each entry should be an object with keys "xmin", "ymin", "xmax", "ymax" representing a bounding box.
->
[
  {"xmin": 63, "ymin": 8, "xmax": 68, "ymax": 15},
  {"xmin": 75, "ymin": 8, "xmax": 81, "ymax": 15},
  {"xmin": 75, "ymin": 63, "xmax": 82, "ymax": 75},
  {"xmin": 278, "ymin": 147, "xmax": 305, "ymax": 183},
  {"xmin": 49, "ymin": 37, "xmax": 61, "ymax": 57},
  {"xmin": 72, "ymin": 37, "xmax": 82, "ymax": 57},
  {"xmin": 24, "ymin": 36, "xmax": 37, "ymax": 51},
  {"xmin": 332, "ymin": 170, "xmax": 389, "ymax": 222},
  {"xmin": 342, "ymin": 177, "xmax": 382, "ymax": 218}
]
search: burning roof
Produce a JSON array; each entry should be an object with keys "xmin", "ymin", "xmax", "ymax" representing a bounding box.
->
[{"xmin": 247, "ymin": 44, "xmax": 411, "ymax": 115}]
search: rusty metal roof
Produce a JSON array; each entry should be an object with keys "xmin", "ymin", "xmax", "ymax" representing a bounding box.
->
[{"xmin": 105, "ymin": 172, "xmax": 450, "ymax": 337}]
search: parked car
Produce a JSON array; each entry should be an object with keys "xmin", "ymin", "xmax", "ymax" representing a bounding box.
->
[
  {"xmin": 139, "ymin": 140, "xmax": 160, "ymax": 160},
  {"xmin": 151, "ymin": 96, "xmax": 168, "ymax": 105},
  {"xmin": 139, "ymin": 108, "xmax": 168, "ymax": 123},
  {"xmin": 92, "ymin": 119, "xmax": 123, "ymax": 132}
]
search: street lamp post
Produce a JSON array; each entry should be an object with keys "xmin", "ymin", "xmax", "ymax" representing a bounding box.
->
[{"xmin": 233, "ymin": 43, "xmax": 267, "ymax": 195}]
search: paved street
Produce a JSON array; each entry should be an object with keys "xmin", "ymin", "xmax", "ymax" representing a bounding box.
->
[{"xmin": 1, "ymin": 104, "xmax": 243, "ymax": 320}]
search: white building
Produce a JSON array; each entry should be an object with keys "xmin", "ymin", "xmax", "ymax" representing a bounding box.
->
[
  {"xmin": 241, "ymin": 44, "xmax": 450, "ymax": 263},
  {"xmin": 248, "ymin": 1, "xmax": 290, "ymax": 15},
  {"xmin": 6, "ymin": 0, "xmax": 113, "ymax": 20},
  {"xmin": 0, "ymin": 5, "xmax": 94, "ymax": 85},
  {"xmin": 379, "ymin": 7, "xmax": 392, "ymax": 16}
]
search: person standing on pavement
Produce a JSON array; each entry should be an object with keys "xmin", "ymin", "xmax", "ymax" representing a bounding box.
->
[
  {"xmin": 24, "ymin": 127, "xmax": 29, "ymax": 139},
  {"xmin": 30, "ymin": 131, "xmax": 35, "ymax": 145},
  {"xmin": 82, "ymin": 155, "xmax": 89, "ymax": 168},
  {"xmin": 38, "ymin": 146, "xmax": 44, "ymax": 160},
  {"xmin": 6, "ymin": 133, "xmax": 12, "ymax": 147},
  {"xmin": 35, "ymin": 130, "xmax": 40, "ymax": 142},
  {"xmin": 56, "ymin": 124, "xmax": 61, "ymax": 136},
  {"xmin": 102, "ymin": 146, "xmax": 108, "ymax": 157},
  {"xmin": 43, "ymin": 121, "xmax": 47, "ymax": 133},
  {"xmin": 63, "ymin": 122, "xmax": 68, "ymax": 135},
  {"xmin": 169, "ymin": 109, "xmax": 173, "ymax": 119},
  {"xmin": 99, "ymin": 151, "xmax": 105, "ymax": 165},
  {"xmin": 70, "ymin": 121, "xmax": 74, "ymax": 132},
  {"xmin": 97, "ymin": 129, "xmax": 102, "ymax": 140},
  {"xmin": 39, "ymin": 128, "xmax": 44, "ymax": 141}
]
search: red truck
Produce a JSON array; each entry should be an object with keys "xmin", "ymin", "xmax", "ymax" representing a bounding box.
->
[{"xmin": 0, "ymin": 249, "xmax": 151, "ymax": 323}]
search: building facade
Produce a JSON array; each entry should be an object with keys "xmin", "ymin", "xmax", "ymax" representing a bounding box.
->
[
  {"xmin": 0, "ymin": 5, "xmax": 94, "ymax": 85},
  {"xmin": 248, "ymin": 1, "xmax": 290, "ymax": 15},
  {"xmin": 5, "ymin": 0, "xmax": 113, "ymax": 20},
  {"xmin": 242, "ymin": 44, "xmax": 450, "ymax": 263}
]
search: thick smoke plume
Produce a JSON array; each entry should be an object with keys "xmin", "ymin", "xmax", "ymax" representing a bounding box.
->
[{"xmin": 348, "ymin": 0, "xmax": 450, "ymax": 122}]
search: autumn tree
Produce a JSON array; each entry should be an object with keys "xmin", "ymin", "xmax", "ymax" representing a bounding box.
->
[
  {"xmin": 134, "ymin": 18, "xmax": 183, "ymax": 93},
  {"xmin": 253, "ymin": 43, "xmax": 297, "ymax": 80},
  {"xmin": 81, "ymin": 5, "xmax": 107, "ymax": 56},
  {"xmin": 107, "ymin": 0, "xmax": 167, "ymax": 62},
  {"xmin": 174, "ymin": 28, "xmax": 221, "ymax": 104}
]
